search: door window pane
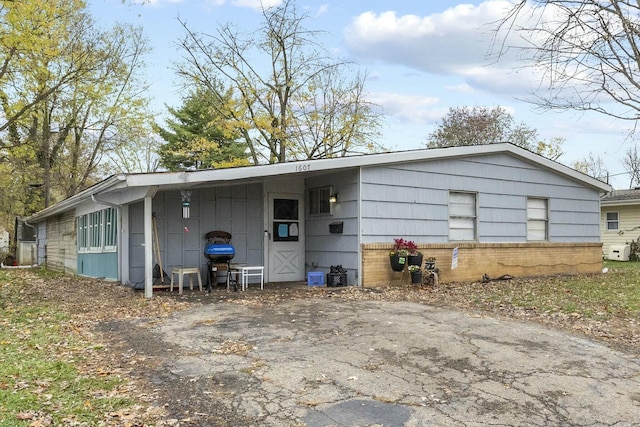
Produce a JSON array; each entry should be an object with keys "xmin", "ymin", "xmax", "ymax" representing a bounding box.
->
[{"xmin": 274, "ymin": 199, "xmax": 298, "ymax": 220}]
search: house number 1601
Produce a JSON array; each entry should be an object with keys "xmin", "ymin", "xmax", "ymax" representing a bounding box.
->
[{"xmin": 295, "ymin": 164, "xmax": 311, "ymax": 172}]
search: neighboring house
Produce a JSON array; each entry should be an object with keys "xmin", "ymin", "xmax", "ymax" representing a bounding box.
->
[
  {"xmin": 23, "ymin": 143, "xmax": 611, "ymax": 296},
  {"xmin": 600, "ymin": 188, "xmax": 640, "ymax": 258}
]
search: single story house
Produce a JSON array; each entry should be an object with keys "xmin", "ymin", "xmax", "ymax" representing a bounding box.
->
[
  {"xmin": 600, "ymin": 188, "xmax": 640, "ymax": 258},
  {"xmin": 23, "ymin": 143, "xmax": 611, "ymax": 297}
]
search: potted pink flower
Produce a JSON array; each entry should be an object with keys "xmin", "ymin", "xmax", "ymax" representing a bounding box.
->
[{"xmin": 389, "ymin": 238, "xmax": 422, "ymax": 271}]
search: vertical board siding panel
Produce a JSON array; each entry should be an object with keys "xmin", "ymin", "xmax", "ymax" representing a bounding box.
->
[
  {"xmin": 128, "ymin": 201, "xmax": 145, "ymax": 284},
  {"xmin": 129, "ymin": 184, "xmax": 263, "ymax": 283},
  {"xmin": 138, "ymin": 183, "xmax": 264, "ymax": 282}
]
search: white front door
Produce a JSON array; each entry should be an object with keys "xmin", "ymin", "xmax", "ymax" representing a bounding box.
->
[{"xmin": 268, "ymin": 192, "xmax": 305, "ymax": 282}]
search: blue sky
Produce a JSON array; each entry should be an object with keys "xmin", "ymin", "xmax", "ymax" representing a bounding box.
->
[{"xmin": 91, "ymin": 0, "xmax": 632, "ymax": 188}]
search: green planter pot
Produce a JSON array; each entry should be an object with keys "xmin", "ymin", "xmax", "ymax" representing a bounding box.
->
[{"xmin": 390, "ymin": 254, "xmax": 406, "ymax": 272}]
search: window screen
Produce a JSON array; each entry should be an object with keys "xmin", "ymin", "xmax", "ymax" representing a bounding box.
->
[
  {"xmin": 527, "ymin": 198, "xmax": 548, "ymax": 241},
  {"xmin": 449, "ymin": 192, "xmax": 476, "ymax": 241}
]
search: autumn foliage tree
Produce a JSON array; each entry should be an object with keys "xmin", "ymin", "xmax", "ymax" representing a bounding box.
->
[
  {"xmin": 0, "ymin": 0, "xmax": 151, "ymax": 226},
  {"xmin": 426, "ymin": 106, "xmax": 564, "ymax": 160},
  {"xmin": 573, "ymin": 152, "xmax": 609, "ymax": 183},
  {"xmin": 175, "ymin": 0, "xmax": 382, "ymax": 164}
]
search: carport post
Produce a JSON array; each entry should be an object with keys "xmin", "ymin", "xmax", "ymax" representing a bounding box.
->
[{"xmin": 144, "ymin": 195, "xmax": 153, "ymax": 298}]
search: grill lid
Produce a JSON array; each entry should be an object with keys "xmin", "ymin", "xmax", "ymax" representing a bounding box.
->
[{"xmin": 204, "ymin": 243, "xmax": 235, "ymax": 256}]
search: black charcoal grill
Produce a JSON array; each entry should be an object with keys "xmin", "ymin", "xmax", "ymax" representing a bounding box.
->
[{"xmin": 203, "ymin": 231, "xmax": 236, "ymax": 291}]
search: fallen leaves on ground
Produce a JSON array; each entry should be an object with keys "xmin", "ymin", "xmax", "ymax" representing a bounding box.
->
[{"xmin": 2, "ymin": 269, "xmax": 638, "ymax": 426}]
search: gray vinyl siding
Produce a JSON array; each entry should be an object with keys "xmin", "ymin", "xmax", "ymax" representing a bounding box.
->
[
  {"xmin": 305, "ymin": 170, "xmax": 359, "ymax": 284},
  {"xmin": 128, "ymin": 183, "xmax": 263, "ymax": 286},
  {"xmin": 360, "ymin": 153, "xmax": 602, "ymax": 244}
]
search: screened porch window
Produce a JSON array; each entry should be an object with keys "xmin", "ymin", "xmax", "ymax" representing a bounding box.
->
[
  {"xmin": 449, "ymin": 191, "xmax": 477, "ymax": 241},
  {"xmin": 527, "ymin": 198, "xmax": 548, "ymax": 241},
  {"xmin": 77, "ymin": 215, "xmax": 87, "ymax": 249},
  {"xmin": 77, "ymin": 207, "xmax": 117, "ymax": 252},
  {"xmin": 88, "ymin": 211, "xmax": 102, "ymax": 249}
]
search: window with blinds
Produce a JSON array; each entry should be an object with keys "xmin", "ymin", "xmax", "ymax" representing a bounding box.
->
[
  {"xmin": 449, "ymin": 191, "xmax": 477, "ymax": 241},
  {"xmin": 527, "ymin": 198, "xmax": 548, "ymax": 241}
]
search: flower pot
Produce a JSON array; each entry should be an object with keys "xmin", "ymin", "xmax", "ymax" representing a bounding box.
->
[
  {"xmin": 408, "ymin": 254, "xmax": 423, "ymax": 267},
  {"xmin": 390, "ymin": 254, "xmax": 406, "ymax": 272},
  {"xmin": 411, "ymin": 271, "xmax": 423, "ymax": 284}
]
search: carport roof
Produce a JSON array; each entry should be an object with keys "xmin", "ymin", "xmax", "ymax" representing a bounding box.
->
[{"xmin": 25, "ymin": 143, "xmax": 611, "ymax": 222}]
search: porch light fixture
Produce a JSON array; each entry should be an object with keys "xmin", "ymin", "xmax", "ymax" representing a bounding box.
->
[
  {"xmin": 181, "ymin": 190, "xmax": 191, "ymax": 218},
  {"xmin": 329, "ymin": 193, "xmax": 338, "ymax": 203}
]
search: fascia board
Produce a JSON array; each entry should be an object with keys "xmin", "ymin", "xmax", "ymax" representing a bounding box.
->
[
  {"xmin": 124, "ymin": 143, "xmax": 611, "ymax": 191},
  {"xmin": 600, "ymin": 199, "xmax": 640, "ymax": 207},
  {"xmin": 25, "ymin": 143, "xmax": 611, "ymax": 223},
  {"xmin": 23, "ymin": 175, "xmax": 126, "ymax": 222}
]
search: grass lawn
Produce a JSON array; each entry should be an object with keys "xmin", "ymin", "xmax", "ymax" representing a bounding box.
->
[
  {"xmin": 465, "ymin": 260, "xmax": 640, "ymax": 320},
  {"xmin": 0, "ymin": 269, "xmax": 147, "ymax": 427}
]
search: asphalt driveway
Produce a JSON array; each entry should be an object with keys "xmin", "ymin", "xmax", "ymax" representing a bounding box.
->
[{"xmin": 121, "ymin": 298, "xmax": 640, "ymax": 426}]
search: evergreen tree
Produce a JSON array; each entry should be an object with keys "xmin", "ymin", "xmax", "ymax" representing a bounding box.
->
[{"xmin": 155, "ymin": 88, "xmax": 248, "ymax": 170}]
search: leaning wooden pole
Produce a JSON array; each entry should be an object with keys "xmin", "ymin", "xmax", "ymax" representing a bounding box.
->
[{"xmin": 152, "ymin": 213, "xmax": 164, "ymax": 283}]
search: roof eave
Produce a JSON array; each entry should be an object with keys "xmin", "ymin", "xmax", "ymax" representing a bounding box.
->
[{"xmin": 23, "ymin": 175, "xmax": 126, "ymax": 223}]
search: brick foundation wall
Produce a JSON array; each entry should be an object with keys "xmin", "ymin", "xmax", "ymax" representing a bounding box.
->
[{"xmin": 362, "ymin": 242, "xmax": 603, "ymax": 287}]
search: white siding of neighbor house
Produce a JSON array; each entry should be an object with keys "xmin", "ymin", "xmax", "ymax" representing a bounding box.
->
[
  {"xmin": 601, "ymin": 204, "xmax": 640, "ymax": 256},
  {"xmin": 305, "ymin": 170, "xmax": 359, "ymax": 282},
  {"xmin": 360, "ymin": 153, "xmax": 601, "ymax": 244}
]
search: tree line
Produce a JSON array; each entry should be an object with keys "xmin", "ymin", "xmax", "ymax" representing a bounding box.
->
[{"xmin": 3, "ymin": 0, "xmax": 640, "ymax": 236}]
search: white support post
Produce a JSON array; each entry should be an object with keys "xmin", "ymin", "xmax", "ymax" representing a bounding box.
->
[{"xmin": 144, "ymin": 195, "xmax": 153, "ymax": 299}]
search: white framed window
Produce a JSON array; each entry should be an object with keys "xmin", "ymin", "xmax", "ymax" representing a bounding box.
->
[
  {"xmin": 104, "ymin": 207, "xmax": 117, "ymax": 249},
  {"xmin": 449, "ymin": 191, "xmax": 477, "ymax": 241},
  {"xmin": 527, "ymin": 198, "xmax": 548, "ymax": 241},
  {"xmin": 88, "ymin": 211, "xmax": 102, "ymax": 249},
  {"xmin": 309, "ymin": 186, "xmax": 332, "ymax": 216},
  {"xmin": 77, "ymin": 215, "xmax": 88, "ymax": 250},
  {"xmin": 606, "ymin": 211, "xmax": 619, "ymax": 231}
]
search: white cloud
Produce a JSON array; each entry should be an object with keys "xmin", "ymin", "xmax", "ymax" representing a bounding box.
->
[
  {"xmin": 444, "ymin": 83, "xmax": 474, "ymax": 93},
  {"xmin": 370, "ymin": 91, "xmax": 442, "ymax": 124},
  {"xmin": 343, "ymin": 1, "xmax": 540, "ymax": 96},
  {"xmin": 231, "ymin": 0, "xmax": 282, "ymax": 9},
  {"xmin": 199, "ymin": 0, "xmax": 282, "ymax": 9},
  {"xmin": 316, "ymin": 4, "xmax": 329, "ymax": 17}
]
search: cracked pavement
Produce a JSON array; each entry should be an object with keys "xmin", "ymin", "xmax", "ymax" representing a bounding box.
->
[{"xmin": 114, "ymin": 299, "xmax": 640, "ymax": 426}]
